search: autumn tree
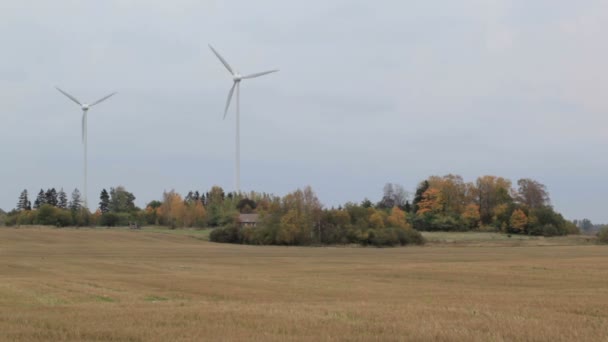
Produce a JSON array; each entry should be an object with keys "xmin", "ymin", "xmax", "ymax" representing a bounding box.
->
[
  {"xmin": 427, "ymin": 174, "xmax": 467, "ymax": 215},
  {"xmin": 461, "ymin": 203, "xmax": 481, "ymax": 229},
  {"xmin": 509, "ymin": 209, "xmax": 528, "ymax": 233},
  {"xmin": 516, "ymin": 178, "xmax": 550, "ymax": 209},
  {"xmin": 369, "ymin": 210, "xmax": 386, "ymax": 229},
  {"xmin": 386, "ymin": 207, "xmax": 410, "ymax": 229},
  {"xmin": 474, "ymin": 176, "xmax": 513, "ymax": 225},
  {"xmin": 416, "ymin": 188, "xmax": 443, "ymax": 216},
  {"xmin": 158, "ymin": 191, "xmax": 185, "ymax": 228}
]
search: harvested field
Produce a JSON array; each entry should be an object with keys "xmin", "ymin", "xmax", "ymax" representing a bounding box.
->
[{"xmin": 1, "ymin": 227, "xmax": 607, "ymax": 341}]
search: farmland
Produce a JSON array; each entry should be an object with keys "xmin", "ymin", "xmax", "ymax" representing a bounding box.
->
[{"xmin": 1, "ymin": 227, "xmax": 607, "ymax": 341}]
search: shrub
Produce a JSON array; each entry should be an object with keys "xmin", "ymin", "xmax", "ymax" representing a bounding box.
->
[
  {"xmin": 100, "ymin": 212, "xmax": 134, "ymax": 227},
  {"xmin": 528, "ymin": 224, "xmax": 561, "ymax": 237},
  {"xmin": 55, "ymin": 210, "xmax": 73, "ymax": 227},
  {"xmin": 368, "ymin": 229, "xmax": 399, "ymax": 247},
  {"xmin": 34, "ymin": 205, "xmax": 73, "ymax": 227},
  {"xmin": 358, "ymin": 227, "xmax": 425, "ymax": 247},
  {"xmin": 411, "ymin": 214, "xmax": 467, "ymax": 232},
  {"xmin": 396, "ymin": 228, "xmax": 425, "ymax": 245},
  {"xmin": 598, "ymin": 227, "xmax": 608, "ymax": 244},
  {"xmin": 209, "ymin": 225, "xmax": 241, "ymax": 243}
]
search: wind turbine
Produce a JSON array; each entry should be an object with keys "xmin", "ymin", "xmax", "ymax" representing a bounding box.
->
[
  {"xmin": 55, "ymin": 87, "xmax": 117, "ymax": 209},
  {"xmin": 209, "ymin": 44, "xmax": 279, "ymax": 193}
]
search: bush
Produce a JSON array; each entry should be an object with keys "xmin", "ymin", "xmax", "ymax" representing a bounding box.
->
[
  {"xmin": 100, "ymin": 212, "xmax": 135, "ymax": 227},
  {"xmin": 209, "ymin": 225, "xmax": 241, "ymax": 243},
  {"xmin": 55, "ymin": 210, "xmax": 73, "ymax": 227},
  {"xmin": 32, "ymin": 205, "xmax": 72, "ymax": 227},
  {"xmin": 397, "ymin": 228, "xmax": 425, "ymax": 245},
  {"xmin": 528, "ymin": 224, "xmax": 561, "ymax": 237},
  {"xmin": 368, "ymin": 229, "xmax": 399, "ymax": 247},
  {"xmin": 355, "ymin": 227, "xmax": 425, "ymax": 247},
  {"xmin": 598, "ymin": 227, "xmax": 608, "ymax": 244},
  {"xmin": 411, "ymin": 214, "xmax": 467, "ymax": 232}
]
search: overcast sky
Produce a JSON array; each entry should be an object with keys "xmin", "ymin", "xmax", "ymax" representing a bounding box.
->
[{"xmin": 1, "ymin": 1, "xmax": 607, "ymax": 222}]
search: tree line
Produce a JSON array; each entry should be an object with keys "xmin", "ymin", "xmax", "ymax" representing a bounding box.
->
[
  {"xmin": 3, "ymin": 174, "xmax": 582, "ymax": 246},
  {"xmin": 405, "ymin": 175, "xmax": 579, "ymax": 236}
]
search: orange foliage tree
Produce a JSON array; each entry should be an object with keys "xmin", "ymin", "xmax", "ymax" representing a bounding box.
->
[{"xmin": 509, "ymin": 209, "xmax": 528, "ymax": 233}]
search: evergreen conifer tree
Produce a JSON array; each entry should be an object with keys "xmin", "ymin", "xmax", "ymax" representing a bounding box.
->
[
  {"xmin": 34, "ymin": 189, "xmax": 46, "ymax": 209},
  {"xmin": 70, "ymin": 189, "xmax": 82, "ymax": 212},
  {"xmin": 57, "ymin": 188, "xmax": 68, "ymax": 209},
  {"xmin": 17, "ymin": 189, "xmax": 31, "ymax": 211},
  {"xmin": 99, "ymin": 189, "xmax": 110, "ymax": 214},
  {"xmin": 45, "ymin": 188, "xmax": 58, "ymax": 207}
]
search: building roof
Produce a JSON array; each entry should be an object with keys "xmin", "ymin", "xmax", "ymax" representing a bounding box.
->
[{"xmin": 238, "ymin": 213, "xmax": 259, "ymax": 223}]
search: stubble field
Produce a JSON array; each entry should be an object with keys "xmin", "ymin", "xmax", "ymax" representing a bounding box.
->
[{"xmin": 1, "ymin": 227, "xmax": 607, "ymax": 341}]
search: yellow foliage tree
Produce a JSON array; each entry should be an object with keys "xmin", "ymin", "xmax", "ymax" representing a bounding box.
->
[
  {"xmin": 461, "ymin": 203, "xmax": 480, "ymax": 228},
  {"xmin": 368, "ymin": 210, "xmax": 386, "ymax": 229},
  {"xmin": 277, "ymin": 209, "xmax": 300, "ymax": 245},
  {"xmin": 158, "ymin": 191, "xmax": 186, "ymax": 228}
]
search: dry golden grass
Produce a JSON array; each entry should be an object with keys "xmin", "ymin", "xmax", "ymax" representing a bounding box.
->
[{"xmin": 1, "ymin": 227, "xmax": 607, "ymax": 341}]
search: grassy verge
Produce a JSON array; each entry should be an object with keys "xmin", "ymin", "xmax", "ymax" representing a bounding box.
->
[{"xmin": 421, "ymin": 231, "xmax": 597, "ymax": 246}]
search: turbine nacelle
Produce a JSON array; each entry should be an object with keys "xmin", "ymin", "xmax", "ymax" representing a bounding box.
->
[
  {"xmin": 208, "ymin": 44, "xmax": 279, "ymax": 120},
  {"xmin": 82, "ymin": 104, "xmax": 90, "ymax": 111}
]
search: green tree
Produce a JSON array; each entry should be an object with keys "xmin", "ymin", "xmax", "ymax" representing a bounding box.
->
[
  {"xmin": 45, "ymin": 188, "xmax": 58, "ymax": 207},
  {"xmin": 413, "ymin": 180, "xmax": 430, "ymax": 213},
  {"xmin": 17, "ymin": 189, "xmax": 31, "ymax": 211},
  {"xmin": 237, "ymin": 198, "xmax": 256, "ymax": 213},
  {"xmin": 598, "ymin": 226, "xmax": 608, "ymax": 244},
  {"xmin": 70, "ymin": 189, "xmax": 82, "ymax": 212},
  {"xmin": 99, "ymin": 189, "xmax": 110, "ymax": 214},
  {"xmin": 34, "ymin": 189, "xmax": 46, "ymax": 209},
  {"xmin": 57, "ymin": 188, "xmax": 68, "ymax": 209},
  {"xmin": 109, "ymin": 186, "xmax": 136, "ymax": 213}
]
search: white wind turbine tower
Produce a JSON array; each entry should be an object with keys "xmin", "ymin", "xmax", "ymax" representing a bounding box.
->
[
  {"xmin": 209, "ymin": 44, "xmax": 279, "ymax": 193},
  {"xmin": 55, "ymin": 87, "xmax": 117, "ymax": 209}
]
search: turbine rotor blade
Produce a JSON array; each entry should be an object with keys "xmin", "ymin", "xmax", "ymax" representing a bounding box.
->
[
  {"xmin": 242, "ymin": 69, "xmax": 279, "ymax": 79},
  {"xmin": 55, "ymin": 87, "xmax": 82, "ymax": 106},
  {"xmin": 224, "ymin": 83, "xmax": 237, "ymax": 119},
  {"xmin": 208, "ymin": 44, "xmax": 234, "ymax": 74},
  {"xmin": 90, "ymin": 92, "xmax": 117, "ymax": 107}
]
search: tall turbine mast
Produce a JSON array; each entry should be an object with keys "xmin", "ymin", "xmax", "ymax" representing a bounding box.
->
[
  {"xmin": 208, "ymin": 45, "xmax": 278, "ymax": 193},
  {"xmin": 56, "ymin": 87, "xmax": 116, "ymax": 209}
]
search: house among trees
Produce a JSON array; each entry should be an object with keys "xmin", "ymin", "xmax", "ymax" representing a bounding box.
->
[{"xmin": 238, "ymin": 213, "xmax": 259, "ymax": 228}]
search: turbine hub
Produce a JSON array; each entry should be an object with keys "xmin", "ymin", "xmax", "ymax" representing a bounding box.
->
[
  {"xmin": 233, "ymin": 74, "xmax": 242, "ymax": 82},
  {"xmin": 82, "ymin": 104, "xmax": 90, "ymax": 111}
]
